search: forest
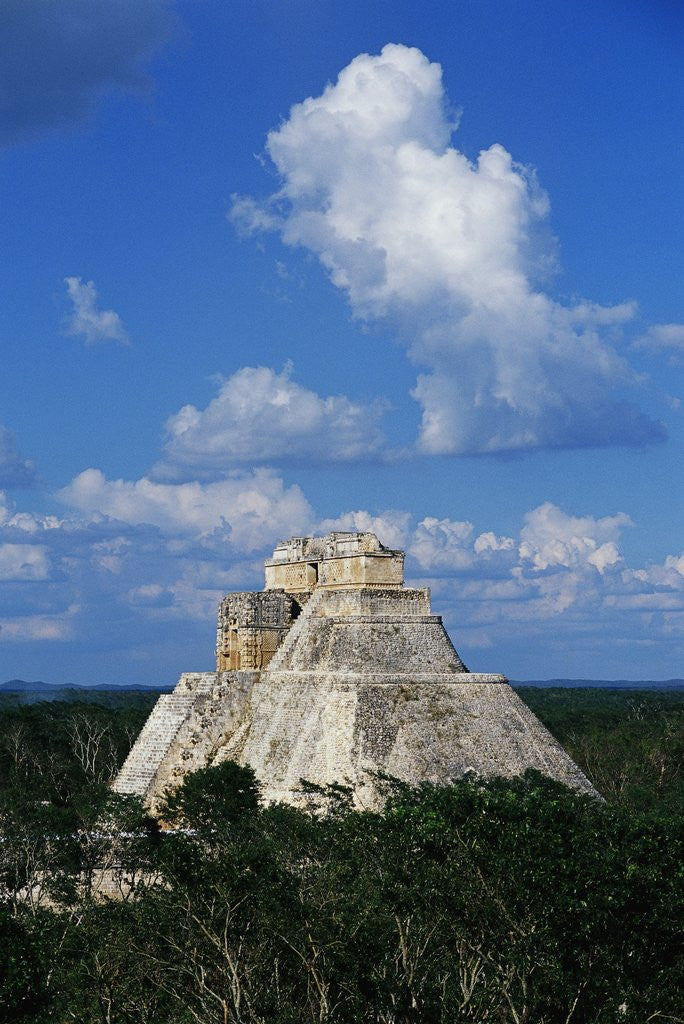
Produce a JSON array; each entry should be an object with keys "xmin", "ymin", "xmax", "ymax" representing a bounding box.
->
[{"xmin": 0, "ymin": 687, "xmax": 681, "ymax": 1024}]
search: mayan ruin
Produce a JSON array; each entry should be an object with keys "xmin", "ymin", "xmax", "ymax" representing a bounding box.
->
[{"xmin": 113, "ymin": 532, "xmax": 596, "ymax": 810}]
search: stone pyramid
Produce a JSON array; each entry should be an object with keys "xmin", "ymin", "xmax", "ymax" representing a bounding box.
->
[{"xmin": 114, "ymin": 532, "xmax": 597, "ymax": 811}]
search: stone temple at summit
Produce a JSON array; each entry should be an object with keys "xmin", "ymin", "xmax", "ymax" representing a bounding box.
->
[{"xmin": 114, "ymin": 531, "xmax": 597, "ymax": 810}]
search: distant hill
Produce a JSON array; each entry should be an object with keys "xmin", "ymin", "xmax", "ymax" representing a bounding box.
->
[
  {"xmin": 511, "ymin": 678, "xmax": 684, "ymax": 690},
  {"xmin": 2, "ymin": 677, "xmax": 683, "ymax": 696},
  {"xmin": 1, "ymin": 678, "xmax": 54, "ymax": 692},
  {"xmin": 0, "ymin": 678, "xmax": 172, "ymax": 694}
]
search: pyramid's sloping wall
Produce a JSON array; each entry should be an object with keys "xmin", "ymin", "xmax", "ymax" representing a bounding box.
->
[
  {"xmin": 113, "ymin": 671, "xmax": 257, "ymax": 805},
  {"xmin": 222, "ymin": 674, "xmax": 597, "ymax": 807},
  {"xmin": 278, "ymin": 616, "xmax": 468, "ymax": 674},
  {"xmin": 276, "ymin": 587, "xmax": 468, "ymax": 674},
  {"xmin": 112, "ymin": 675, "xmax": 215, "ymax": 798},
  {"xmin": 114, "ymin": 582, "xmax": 598, "ymax": 811}
]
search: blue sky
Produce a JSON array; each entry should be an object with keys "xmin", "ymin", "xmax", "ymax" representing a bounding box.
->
[{"xmin": 0, "ymin": 0, "xmax": 682, "ymax": 684}]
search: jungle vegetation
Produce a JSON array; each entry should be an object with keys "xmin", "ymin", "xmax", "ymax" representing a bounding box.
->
[{"xmin": 0, "ymin": 688, "xmax": 681, "ymax": 1024}]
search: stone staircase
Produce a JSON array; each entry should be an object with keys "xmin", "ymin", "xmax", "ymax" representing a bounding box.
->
[
  {"xmin": 266, "ymin": 587, "xmax": 325, "ymax": 672},
  {"xmin": 112, "ymin": 682, "xmax": 213, "ymax": 799}
]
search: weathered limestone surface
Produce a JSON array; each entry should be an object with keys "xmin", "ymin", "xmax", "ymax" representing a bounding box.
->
[
  {"xmin": 114, "ymin": 531, "xmax": 598, "ymax": 811},
  {"xmin": 216, "ymin": 589, "xmax": 296, "ymax": 671},
  {"xmin": 112, "ymin": 671, "xmax": 259, "ymax": 808},
  {"xmin": 112, "ymin": 673, "xmax": 217, "ymax": 800},
  {"xmin": 265, "ymin": 531, "xmax": 404, "ymax": 593},
  {"xmin": 219, "ymin": 676, "xmax": 595, "ymax": 807}
]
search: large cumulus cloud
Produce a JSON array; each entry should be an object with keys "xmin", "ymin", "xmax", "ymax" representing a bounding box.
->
[
  {"xmin": 57, "ymin": 467, "xmax": 311, "ymax": 551},
  {"xmin": 403, "ymin": 503, "xmax": 684, "ymax": 670},
  {"xmin": 153, "ymin": 363, "xmax": 387, "ymax": 481},
  {"xmin": 232, "ymin": 43, "xmax": 664, "ymax": 456}
]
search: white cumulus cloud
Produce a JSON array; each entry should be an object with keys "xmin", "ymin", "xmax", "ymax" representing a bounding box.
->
[
  {"xmin": 64, "ymin": 277, "xmax": 129, "ymax": 345},
  {"xmin": 0, "ymin": 543, "xmax": 50, "ymax": 580},
  {"xmin": 127, "ymin": 582, "xmax": 174, "ymax": 608},
  {"xmin": 0, "ymin": 605, "xmax": 78, "ymax": 642},
  {"xmin": 0, "ymin": 491, "xmax": 62, "ymax": 533},
  {"xmin": 411, "ymin": 517, "xmax": 475, "ymax": 571},
  {"xmin": 633, "ymin": 323, "xmax": 684, "ymax": 363},
  {"xmin": 153, "ymin": 363, "xmax": 387, "ymax": 480},
  {"xmin": 410, "ymin": 517, "xmax": 515, "ymax": 573},
  {"xmin": 57, "ymin": 467, "xmax": 312, "ymax": 551},
  {"xmin": 232, "ymin": 43, "xmax": 664, "ymax": 455},
  {"xmin": 518, "ymin": 502, "xmax": 630, "ymax": 573},
  {"xmin": 626, "ymin": 552, "xmax": 684, "ymax": 591},
  {"xmin": 316, "ymin": 508, "xmax": 411, "ymax": 550}
]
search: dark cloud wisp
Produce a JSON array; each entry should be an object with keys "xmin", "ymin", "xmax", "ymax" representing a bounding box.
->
[
  {"xmin": 0, "ymin": 427, "xmax": 35, "ymax": 488},
  {"xmin": 0, "ymin": 0, "xmax": 173, "ymax": 144}
]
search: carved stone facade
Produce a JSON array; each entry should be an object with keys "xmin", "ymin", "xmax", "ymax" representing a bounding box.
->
[
  {"xmin": 114, "ymin": 531, "xmax": 599, "ymax": 811},
  {"xmin": 264, "ymin": 531, "xmax": 404, "ymax": 594},
  {"xmin": 217, "ymin": 531, "xmax": 405, "ymax": 668},
  {"xmin": 216, "ymin": 590, "xmax": 297, "ymax": 671}
]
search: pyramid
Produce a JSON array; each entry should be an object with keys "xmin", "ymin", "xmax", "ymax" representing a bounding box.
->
[{"xmin": 114, "ymin": 532, "xmax": 597, "ymax": 811}]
